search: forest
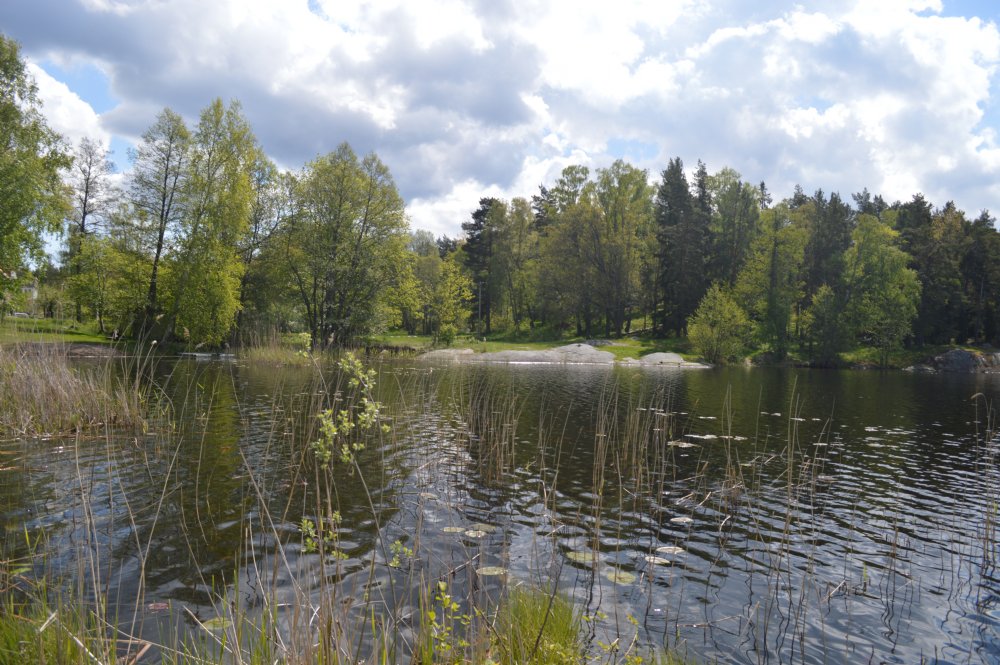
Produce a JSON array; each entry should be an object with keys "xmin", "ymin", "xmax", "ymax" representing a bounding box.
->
[{"xmin": 3, "ymin": 34, "xmax": 1000, "ymax": 365}]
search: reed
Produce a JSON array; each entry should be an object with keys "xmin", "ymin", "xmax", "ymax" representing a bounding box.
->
[
  {"xmin": 0, "ymin": 344, "xmax": 159, "ymax": 435},
  {"xmin": 14, "ymin": 348, "xmax": 962, "ymax": 664}
]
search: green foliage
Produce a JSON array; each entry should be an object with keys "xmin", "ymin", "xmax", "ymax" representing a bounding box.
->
[
  {"xmin": 0, "ymin": 36, "xmax": 71, "ymax": 297},
  {"xmin": 707, "ymin": 167, "xmax": 760, "ymax": 286},
  {"xmin": 388, "ymin": 539, "xmax": 414, "ymax": 568},
  {"xmin": 687, "ymin": 283, "xmax": 751, "ymax": 364},
  {"xmin": 299, "ymin": 513, "xmax": 348, "ymax": 559},
  {"xmin": 310, "ymin": 352, "xmax": 386, "ymax": 469},
  {"xmin": 735, "ymin": 204, "xmax": 807, "ymax": 358},
  {"xmin": 804, "ymin": 284, "xmax": 844, "ymax": 365},
  {"xmin": 163, "ymin": 99, "xmax": 258, "ymax": 346},
  {"xmin": 286, "ymin": 143, "xmax": 408, "ymax": 348},
  {"xmin": 420, "ymin": 580, "xmax": 472, "ymax": 664},
  {"xmin": 129, "ymin": 107, "xmax": 191, "ymax": 335},
  {"xmin": 431, "ymin": 254, "xmax": 472, "ymax": 346},
  {"xmin": 493, "ymin": 586, "xmax": 582, "ymax": 665},
  {"xmin": 841, "ymin": 215, "xmax": 921, "ymax": 366}
]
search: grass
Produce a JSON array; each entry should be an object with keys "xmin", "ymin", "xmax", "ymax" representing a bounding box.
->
[
  {"xmin": 0, "ymin": 316, "xmax": 110, "ymax": 345},
  {"xmin": 375, "ymin": 328, "xmax": 700, "ymax": 362},
  {"xmin": 0, "ymin": 592, "xmax": 125, "ymax": 665},
  {"xmin": 491, "ymin": 585, "xmax": 583, "ymax": 665},
  {"xmin": 839, "ymin": 342, "xmax": 982, "ymax": 368},
  {"xmin": 0, "ymin": 345, "xmax": 157, "ymax": 435}
]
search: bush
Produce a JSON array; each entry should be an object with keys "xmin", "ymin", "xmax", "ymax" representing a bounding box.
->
[{"xmin": 687, "ymin": 284, "xmax": 751, "ymax": 364}]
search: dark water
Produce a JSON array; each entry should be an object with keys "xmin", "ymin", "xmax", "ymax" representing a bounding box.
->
[{"xmin": 2, "ymin": 357, "xmax": 999, "ymax": 663}]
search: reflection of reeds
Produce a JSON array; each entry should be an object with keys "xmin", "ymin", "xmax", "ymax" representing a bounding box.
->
[
  {"xmin": 450, "ymin": 372, "xmax": 521, "ymax": 486},
  {"xmin": 17, "ymin": 354, "xmax": 984, "ymax": 664}
]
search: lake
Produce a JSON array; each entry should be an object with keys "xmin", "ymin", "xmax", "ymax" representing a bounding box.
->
[{"xmin": 2, "ymin": 355, "xmax": 999, "ymax": 663}]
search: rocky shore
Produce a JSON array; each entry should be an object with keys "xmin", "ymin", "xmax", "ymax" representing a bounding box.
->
[
  {"xmin": 419, "ymin": 343, "xmax": 710, "ymax": 367},
  {"xmin": 904, "ymin": 348, "xmax": 1000, "ymax": 373}
]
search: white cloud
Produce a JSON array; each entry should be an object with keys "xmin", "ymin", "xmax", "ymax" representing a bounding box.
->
[
  {"xmin": 4, "ymin": 0, "xmax": 1000, "ymax": 235},
  {"xmin": 27, "ymin": 62, "xmax": 110, "ymax": 150}
]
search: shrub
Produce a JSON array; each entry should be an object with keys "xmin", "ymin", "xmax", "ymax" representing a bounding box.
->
[{"xmin": 687, "ymin": 284, "xmax": 751, "ymax": 364}]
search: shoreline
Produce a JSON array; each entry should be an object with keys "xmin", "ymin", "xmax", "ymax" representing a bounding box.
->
[{"xmin": 418, "ymin": 343, "xmax": 1000, "ymax": 374}]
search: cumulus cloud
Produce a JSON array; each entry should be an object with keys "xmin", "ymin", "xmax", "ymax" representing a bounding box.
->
[
  {"xmin": 2, "ymin": 0, "xmax": 1000, "ymax": 233},
  {"xmin": 27, "ymin": 62, "xmax": 110, "ymax": 150}
]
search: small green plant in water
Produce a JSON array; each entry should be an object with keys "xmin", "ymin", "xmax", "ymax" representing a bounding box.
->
[
  {"xmin": 423, "ymin": 580, "xmax": 471, "ymax": 663},
  {"xmin": 389, "ymin": 539, "xmax": 413, "ymax": 568},
  {"xmin": 310, "ymin": 353, "xmax": 390, "ymax": 469},
  {"xmin": 300, "ymin": 514, "xmax": 348, "ymax": 560}
]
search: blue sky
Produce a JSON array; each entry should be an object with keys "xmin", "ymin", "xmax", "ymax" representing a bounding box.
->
[{"xmin": 2, "ymin": 0, "xmax": 1000, "ymax": 236}]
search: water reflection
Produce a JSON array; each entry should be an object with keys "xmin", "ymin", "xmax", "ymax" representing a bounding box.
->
[{"xmin": 1, "ymin": 357, "xmax": 998, "ymax": 663}]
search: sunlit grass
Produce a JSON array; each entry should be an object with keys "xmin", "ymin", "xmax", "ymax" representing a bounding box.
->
[
  {"xmin": 0, "ymin": 316, "xmax": 109, "ymax": 345},
  {"xmin": 492, "ymin": 585, "xmax": 583, "ymax": 665}
]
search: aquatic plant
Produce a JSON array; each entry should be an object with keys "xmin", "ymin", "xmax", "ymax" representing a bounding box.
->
[{"xmin": 0, "ymin": 344, "xmax": 159, "ymax": 435}]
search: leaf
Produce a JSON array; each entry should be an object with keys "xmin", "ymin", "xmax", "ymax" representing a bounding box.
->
[
  {"xmin": 199, "ymin": 615, "xmax": 233, "ymax": 632},
  {"xmin": 603, "ymin": 569, "xmax": 637, "ymax": 584},
  {"xmin": 476, "ymin": 566, "xmax": 507, "ymax": 577},
  {"xmin": 655, "ymin": 546, "xmax": 686, "ymax": 555},
  {"xmin": 565, "ymin": 551, "xmax": 595, "ymax": 564}
]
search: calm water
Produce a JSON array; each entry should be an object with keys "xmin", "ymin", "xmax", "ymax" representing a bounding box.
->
[{"xmin": 2, "ymin": 356, "xmax": 999, "ymax": 663}]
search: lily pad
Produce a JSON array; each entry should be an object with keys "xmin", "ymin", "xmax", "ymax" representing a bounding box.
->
[
  {"xmin": 603, "ymin": 569, "xmax": 637, "ymax": 584},
  {"xmin": 668, "ymin": 440, "xmax": 698, "ymax": 448},
  {"xmin": 419, "ymin": 492, "xmax": 438, "ymax": 500},
  {"xmin": 476, "ymin": 566, "xmax": 507, "ymax": 576},
  {"xmin": 565, "ymin": 551, "xmax": 595, "ymax": 564},
  {"xmin": 464, "ymin": 529, "xmax": 488, "ymax": 539},
  {"xmin": 670, "ymin": 516, "xmax": 693, "ymax": 525},
  {"xmin": 199, "ymin": 615, "xmax": 233, "ymax": 632},
  {"xmin": 655, "ymin": 546, "xmax": 686, "ymax": 555},
  {"xmin": 469, "ymin": 522, "xmax": 498, "ymax": 533},
  {"xmin": 147, "ymin": 602, "xmax": 170, "ymax": 612},
  {"xmin": 442, "ymin": 526, "xmax": 465, "ymax": 534},
  {"xmin": 643, "ymin": 555, "xmax": 671, "ymax": 566}
]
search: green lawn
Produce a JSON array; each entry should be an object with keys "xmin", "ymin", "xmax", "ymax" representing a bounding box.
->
[{"xmin": 0, "ymin": 316, "xmax": 110, "ymax": 345}]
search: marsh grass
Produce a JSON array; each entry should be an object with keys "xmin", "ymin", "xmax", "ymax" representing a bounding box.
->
[
  {"xmin": 0, "ymin": 345, "xmax": 161, "ymax": 436},
  {"xmin": 491, "ymin": 584, "xmax": 582, "ymax": 665}
]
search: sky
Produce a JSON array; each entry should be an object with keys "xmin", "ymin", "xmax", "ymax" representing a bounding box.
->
[{"xmin": 2, "ymin": 0, "xmax": 1000, "ymax": 237}]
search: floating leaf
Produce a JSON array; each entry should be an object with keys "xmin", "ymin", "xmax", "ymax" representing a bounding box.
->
[
  {"xmin": 476, "ymin": 566, "xmax": 507, "ymax": 576},
  {"xmin": 419, "ymin": 492, "xmax": 438, "ymax": 500},
  {"xmin": 655, "ymin": 546, "xmax": 686, "ymax": 555},
  {"xmin": 643, "ymin": 555, "xmax": 671, "ymax": 566},
  {"xmin": 464, "ymin": 530, "xmax": 487, "ymax": 539},
  {"xmin": 442, "ymin": 526, "xmax": 465, "ymax": 534},
  {"xmin": 668, "ymin": 440, "xmax": 698, "ymax": 448},
  {"xmin": 604, "ymin": 569, "xmax": 637, "ymax": 584},
  {"xmin": 566, "ymin": 551, "xmax": 594, "ymax": 564},
  {"xmin": 670, "ymin": 516, "xmax": 693, "ymax": 525},
  {"xmin": 200, "ymin": 615, "xmax": 233, "ymax": 632},
  {"xmin": 469, "ymin": 522, "xmax": 497, "ymax": 533},
  {"xmin": 147, "ymin": 602, "xmax": 169, "ymax": 612}
]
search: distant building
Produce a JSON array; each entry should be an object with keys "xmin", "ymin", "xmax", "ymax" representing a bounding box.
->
[{"xmin": 21, "ymin": 279, "xmax": 38, "ymax": 303}]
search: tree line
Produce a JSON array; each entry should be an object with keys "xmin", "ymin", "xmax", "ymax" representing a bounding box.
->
[
  {"xmin": 444, "ymin": 159, "xmax": 1000, "ymax": 364},
  {"xmin": 3, "ymin": 34, "xmax": 999, "ymax": 363}
]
